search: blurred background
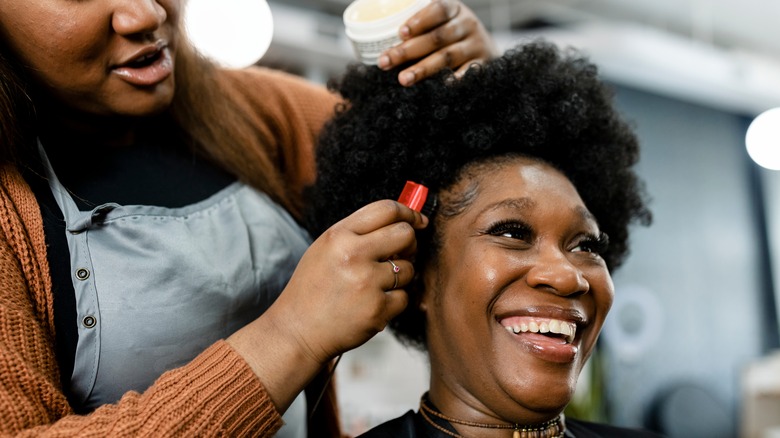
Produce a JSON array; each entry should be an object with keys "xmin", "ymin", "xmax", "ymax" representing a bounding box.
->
[{"xmin": 190, "ymin": 1, "xmax": 780, "ymax": 436}]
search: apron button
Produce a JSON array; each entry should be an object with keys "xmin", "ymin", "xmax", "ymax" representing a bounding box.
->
[
  {"xmin": 82, "ymin": 315, "xmax": 97, "ymax": 328},
  {"xmin": 75, "ymin": 268, "xmax": 90, "ymax": 280}
]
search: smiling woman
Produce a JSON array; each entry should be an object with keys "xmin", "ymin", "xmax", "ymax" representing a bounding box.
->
[{"xmin": 306, "ymin": 42, "xmax": 658, "ymax": 437}]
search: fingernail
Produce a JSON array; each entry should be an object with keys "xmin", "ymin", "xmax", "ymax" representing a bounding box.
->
[
  {"xmin": 378, "ymin": 55, "xmax": 391, "ymax": 69},
  {"xmin": 400, "ymin": 26, "xmax": 411, "ymax": 39},
  {"xmin": 400, "ymin": 71, "xmax": 416, "ymax": 86}
]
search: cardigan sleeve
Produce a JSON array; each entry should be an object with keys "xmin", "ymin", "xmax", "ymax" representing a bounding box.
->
[{"xmin": 0, "ymin": 167, "xmax": 284, "ymax": 437}]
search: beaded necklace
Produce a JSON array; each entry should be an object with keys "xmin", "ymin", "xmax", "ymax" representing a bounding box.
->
[{"xmin": 419, "ymin": 397, "xmax": 566, "ymax": 438}]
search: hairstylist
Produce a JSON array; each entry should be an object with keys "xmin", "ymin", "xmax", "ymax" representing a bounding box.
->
[{"xmin": 0, "ymin": 0, "xmax": 497, "ymax": 436}]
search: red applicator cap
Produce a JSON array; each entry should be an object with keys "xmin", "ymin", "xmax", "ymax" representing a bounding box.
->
[{"xmin": 397, "ymin": 181, "xmax": 429, "ymax": 212}]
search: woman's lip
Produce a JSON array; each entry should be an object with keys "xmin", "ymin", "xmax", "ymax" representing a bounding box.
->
[
  {"xmin": 508, "ymin": 330, "xmax": 580, "ymax": 363},
  {"xmin": 111, "ymin": 46, "xmax": 173, "ymax": 87},
  {"xmin": 496, "ymin": 306, "xmax": 587, "ymax": 326}
]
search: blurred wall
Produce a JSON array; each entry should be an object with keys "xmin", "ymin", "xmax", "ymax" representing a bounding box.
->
[{"xmin": 604, "ymin": 85, "xmax": 772, "ymax": 437}]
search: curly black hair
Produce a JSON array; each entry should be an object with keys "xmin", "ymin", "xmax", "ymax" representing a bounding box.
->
[{"xmin": 305, "ymin": 41, "xmax": 651, "ymax": 350}]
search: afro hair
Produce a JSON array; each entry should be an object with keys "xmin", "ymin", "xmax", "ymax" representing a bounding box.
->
[{"xmin": 305, "ymin": 40, "xmax": 651, "ymax": 349}]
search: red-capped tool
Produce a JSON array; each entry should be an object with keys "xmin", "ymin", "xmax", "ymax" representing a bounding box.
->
[{"xmin": 397, "ymin": 181, "xmax": 436, "ymax": 215}]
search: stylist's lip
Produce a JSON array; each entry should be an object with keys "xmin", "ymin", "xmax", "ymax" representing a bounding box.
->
[{"xmin": 112, "ymin": 41, "xmax": 172, "ymax": 87}]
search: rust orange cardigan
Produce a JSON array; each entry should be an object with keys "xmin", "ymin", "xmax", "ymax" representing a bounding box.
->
[{"xmin": 0, "ymin": 67, "xmax": 339, "ymax": 436}]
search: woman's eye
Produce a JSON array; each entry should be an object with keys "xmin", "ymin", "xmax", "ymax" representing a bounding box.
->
[
  {"xmin": 572, "ymin": 232, "xmax": 609, "ymax": 255},
  {"xmin": 487, "ymin": 221, "xmax": 532, "ymax": 241}
]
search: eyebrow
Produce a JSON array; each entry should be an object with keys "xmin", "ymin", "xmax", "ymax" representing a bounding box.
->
[
  {"xmin": 483, "ymin": 198, "xmax": 598, "ymax": 225},
  {"xmin": 484, "ymin": 197, "xmax": 536, "ymax": 213}
]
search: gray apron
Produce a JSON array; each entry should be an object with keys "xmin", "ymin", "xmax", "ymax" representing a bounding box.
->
[{"xmin": 39, "ymin": 142, "xmax": 309, "ymax": 436}]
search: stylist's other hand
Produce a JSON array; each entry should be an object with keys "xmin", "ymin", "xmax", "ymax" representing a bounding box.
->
[
  {"xmin": 378, "ymin": 0, "xmax": 498, "ymax": 86},
  {"xmin": 280, "ymin": 200, "xmax": 426, "ymax": 364}
]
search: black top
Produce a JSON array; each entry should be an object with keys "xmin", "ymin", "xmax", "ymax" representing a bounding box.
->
[{"xmin": 359, "ymin": 409, "xmax": 667, "ymax": 438}]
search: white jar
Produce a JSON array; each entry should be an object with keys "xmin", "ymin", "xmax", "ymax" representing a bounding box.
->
[{"xmin": 343, "ymin": 0, "xmax": 431, "ymax": 65}]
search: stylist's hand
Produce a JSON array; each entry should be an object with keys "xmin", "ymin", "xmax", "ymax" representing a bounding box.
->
[
  {"xmin": 228, "ymin": 200, "xmax": 427, "ymax": 411},
  {"xmin": 279, "ymin": 200, "xmax": 426, "ymax": 363},
  {"xmin": 379, "ymin": 0, "xmax": 498, "ymax": 86}
]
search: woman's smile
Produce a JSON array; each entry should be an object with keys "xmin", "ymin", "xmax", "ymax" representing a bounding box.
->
[{"xmin": 498, "ymin": 310, "xmax": 583, "ymax": 364}]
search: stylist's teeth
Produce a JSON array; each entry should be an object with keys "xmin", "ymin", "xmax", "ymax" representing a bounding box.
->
[
  {"xmin": 539, "ymin": 322, "xmax": 549, "ymax": 333},
  {"xmin": 506, "ymin": 325, "xmax": 514, "ymax": 333},
  {"xmin": 549, "ymin": 320, "xmax": 560, "ymax": 332},
  {"xmin": 528, "ymin": 322, "xmax": 539, "ymax": 333}
]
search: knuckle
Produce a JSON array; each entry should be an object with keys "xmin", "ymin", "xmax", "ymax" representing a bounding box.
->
[
  {"xmin": 440, "ymin": 49, "xmax": 455, "ymax": 68},
  {"xmin": 336, "ymin": 248, "xmax": 358, "ymax": 268},
  {"xmin": 318, "ymin": 226, "xmax": 343, "ymax": 246},
  {"xmin": 435, "ymin": 0, "xmax": 459, "ymax": 19},
  {"xmin": 389, "ymin": 45, "xmax": 407, "ymax": 61},
  {"xmin": 378, "ymin": 198, "xmax": 402, "ymax": 216},
  {"xmin": 430, "ymin": 27, "xmax": 447, "ymax": 47},
  {"xmin": 395, "ymin": 222, "xmax": 417, "ymax": 241}
]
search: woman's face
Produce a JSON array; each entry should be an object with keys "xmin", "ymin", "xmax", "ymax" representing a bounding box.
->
[
  {"xmin": 423, "ymin": 157, "xmax": 614, "ymax": 424},
  {"xmin": 0, "ymin": 0, "xmax": 180, "ymax": 117}
]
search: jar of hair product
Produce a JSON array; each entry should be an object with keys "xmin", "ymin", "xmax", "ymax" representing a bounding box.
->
[{"xmin": 343, "ymin": 0, "xmax": 431, "ymax": 65}]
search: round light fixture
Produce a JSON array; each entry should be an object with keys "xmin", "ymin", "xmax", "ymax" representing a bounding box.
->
[
  {"xmin": 183, "ymin": 0, "xmax": 274, "ymax": 69},
  {"xmin": 746, "ymin": 107, "xmax": 780, "ymax": 171}
]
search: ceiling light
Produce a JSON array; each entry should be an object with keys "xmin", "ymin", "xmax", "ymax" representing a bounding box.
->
[
  {"xmin": 746, "ymin": 107, "xmax": 780, "ymax": 171},
  {"xmin": 183, "ymin": 0, "xmax": 273, "ymax": 69}
]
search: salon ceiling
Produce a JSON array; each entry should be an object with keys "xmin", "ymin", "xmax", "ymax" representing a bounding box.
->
[
  {"xmin": 275, "ymin": 0, "xmax": 780, "ymax": 58},
  {"xmin": 266, "ymin": 0, "xmax": 780, "ymax": 115}
]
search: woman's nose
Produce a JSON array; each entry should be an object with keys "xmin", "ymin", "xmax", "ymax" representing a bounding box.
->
[
  {"xmin": 524, "ymin": 247, "xmax": 589, "ymax": 296},
  {"xmin": 112, "ymin": 1, "xmax": 168, "ymax": 37}
]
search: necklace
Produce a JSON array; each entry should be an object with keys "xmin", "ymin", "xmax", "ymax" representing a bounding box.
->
[{"xmin": 419, "ymin": 397, "xmax": 566, "ymax": 438}]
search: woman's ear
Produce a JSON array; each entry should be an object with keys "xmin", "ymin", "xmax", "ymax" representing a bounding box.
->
[{"xmin": 418, "ymin": 265, "xmax": 438, "ymax": 312}]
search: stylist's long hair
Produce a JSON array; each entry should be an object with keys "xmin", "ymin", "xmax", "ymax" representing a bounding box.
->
[
  {"xmin": 169, "ymin": 34, "xmax": 297, "ymax": 216},
  {"xmin": 0, "ymin": 50, "xmax": 34, "ymax": 164}
]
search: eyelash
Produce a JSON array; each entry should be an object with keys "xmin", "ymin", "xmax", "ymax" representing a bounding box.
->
[
  {"xmin": 486, "ymin": 221, "xmax": 610, "ymax": 255},
  {"xmin": 573, "ymin": 233, "xmax": 610, "ymax": 255},
  {"xmin": 486, "ymin": 220, "xmax": 532, "ymax": 241}
]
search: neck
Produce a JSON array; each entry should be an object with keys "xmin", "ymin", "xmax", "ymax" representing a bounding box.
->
[
  {"xmin": 420, "ymin": 394, "xmax": 566, "ymax": 438},
  {"xmin": 33, "ymin": 90, "xmax": 172, "ymax": 148},
  {"xmin": 36, "ymin": 103, "xmax": 169, "ymax": 150}
]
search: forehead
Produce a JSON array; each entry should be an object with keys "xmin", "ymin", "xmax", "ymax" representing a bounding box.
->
[
  {"xmin": 455, "ymin": 156, "xmax": 581, "ymax": 202},
  {"xmin": 438, "ymin": 156, "xmax": 596, "ymax": 226}
]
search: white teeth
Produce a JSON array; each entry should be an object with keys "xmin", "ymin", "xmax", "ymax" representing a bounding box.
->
[{"xmin": 503, "ymin": 319, "xmax": 577, "ymax": 344}]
